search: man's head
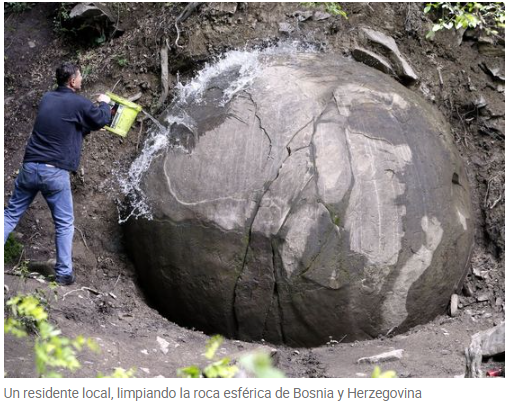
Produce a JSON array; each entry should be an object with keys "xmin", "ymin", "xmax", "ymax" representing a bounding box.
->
[{"xmin": 56, "ymin": 62, "xmax": 82, "ymax": 91}]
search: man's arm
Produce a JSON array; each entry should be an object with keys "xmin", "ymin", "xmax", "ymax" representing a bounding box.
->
[{"xmin": 81, "ymin": 94, "xmax": 112, "ymax": 131}]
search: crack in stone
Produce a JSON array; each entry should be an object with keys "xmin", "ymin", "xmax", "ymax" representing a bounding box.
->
[
  {"xmin": 243, "ymin": 90, "xmax": 273, "ymax": 160},
  {"xmin": 262, "ymin": 239, "xmax": 287, "ymax": 344},
  {"xmin": 350, "ymin": 129, "xmax": 395, "ymax": 146}
]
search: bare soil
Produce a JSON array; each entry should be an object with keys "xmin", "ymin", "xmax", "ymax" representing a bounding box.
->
[{"xmin": 4, "ymin": 2, "xmax": 504, "ymax": 378}]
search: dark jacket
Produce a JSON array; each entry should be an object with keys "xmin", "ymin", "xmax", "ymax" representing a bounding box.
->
[{"xmin": 23, "ymin": 86, "xmax": 111, "ymax": 172}]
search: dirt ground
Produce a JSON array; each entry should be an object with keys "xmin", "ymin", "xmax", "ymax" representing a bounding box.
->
[{"xmin": 4, "ymin": 3, "xmax": 505, "ymax": 378}]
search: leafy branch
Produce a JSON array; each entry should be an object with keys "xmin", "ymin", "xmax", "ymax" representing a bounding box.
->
[
  {"xmin": 424, "ymin": 2, "xmax": 505, "ymax": 39},
  {"xmin": 301, "ymin": 2, "xmax": 348, "ymax": 18},
  {"xmin": 4, "ymin": 293, "xmax": 134, "ymax": 378}
]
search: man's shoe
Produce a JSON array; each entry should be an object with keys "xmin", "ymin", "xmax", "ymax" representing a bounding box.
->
[{"xmin": 56, "ymin": 273, "xmax": 76, "ymax": 286}]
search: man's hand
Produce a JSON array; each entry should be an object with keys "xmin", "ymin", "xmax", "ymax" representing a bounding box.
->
[{"xmin": 97, "ymin": 94, "xmax": 111, "ymax": 104}]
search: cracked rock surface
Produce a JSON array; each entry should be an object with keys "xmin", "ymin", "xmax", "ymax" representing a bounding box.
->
[{"xmin": 126, "ymin": 53, "xmax": 474, "ymax": 347}]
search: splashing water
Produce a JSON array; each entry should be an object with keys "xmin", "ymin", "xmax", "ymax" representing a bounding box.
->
[{"xmin": 117, "ymin": 42, "xmax": 317, "ymax": 223}]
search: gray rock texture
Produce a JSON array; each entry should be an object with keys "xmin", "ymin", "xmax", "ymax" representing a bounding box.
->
[
  {"xmin": 126, "ymin": 53, "xmax": 473, "ymax": 347},
  {"xmin": 361, "ymin": 28, "xmax": 419, "ymax": 83}
]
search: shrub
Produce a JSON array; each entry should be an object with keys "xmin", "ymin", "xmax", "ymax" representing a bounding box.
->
[
  {"xmin": 4, "ymin": 3, "xmax": 35, "ymax": 13},
  {"xmin": 424, "ymin": 2, "xmax": 505, "ymax": 39},
  {"xmin": 4, "ymin": 293, "xmax": 134, "ymax": 378},
  {"xmin": 4, "ymin": 234, "xmax": 23, "ymax": 264},
  {"xmin": 301, "ymin": 2, "xmax": 348, "ymax": 18}
]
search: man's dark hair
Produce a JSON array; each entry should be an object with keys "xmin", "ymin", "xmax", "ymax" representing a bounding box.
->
[{"xmin": 56, "ymin": 62, "xmax": 80, "ymax": 86}]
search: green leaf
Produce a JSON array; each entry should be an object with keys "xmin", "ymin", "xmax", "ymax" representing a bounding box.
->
[
  {"xmin": 204, "ymin": 335, "xmax": 223, "ymax": 360},
  {"xmin": 177, "ymin": 365, "xmax": 201, "ymax": 378},
  {"xmin": 371, "ymin": 366, "xmax": 397, "ymax": 378},
  {"xmin": 239, "ymin": 352, "xmax": 285, "ymax": 378},
  {"xmin": 203, "ymin": 358, "xmax": 238, "ymax": 378}
]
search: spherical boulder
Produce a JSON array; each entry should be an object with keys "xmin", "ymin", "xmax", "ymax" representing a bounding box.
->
[{"xmin": 126, "ymin": 52, "xmax": 473, "ymax": 347}]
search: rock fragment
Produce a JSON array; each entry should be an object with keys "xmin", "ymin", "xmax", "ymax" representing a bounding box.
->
[
  {"xmin": 357, "ymin": 349, "xmax": 404, "ymax": 364},
  {"xmin": 479, "ymin": 63, "xmax": 505, "ymax": 82},
  {"xmin": 450, "ymin": 294, "xmax": 459, "ymax": 317},
  {"xmin": 157, "ymin": 336, "xmax": 170, "ymax": 355},
  {"xmin": 312, "ymin": 11, "xmax": 331, "ymax": 21},
  {"xmin": 293, "ymin": 11, "xmax": 313, "ymax": 22},
  {"xmin": 278, "ymin": 22, "xmax": 294, "ymax": 34},
  {"xmin": 361, "ymin": 28, "xmax": 418, "ymax": 83},
  {"xmin": 352, "ymin": 48, "xmax": 395, "ymax": 75},
  {"xmin": 478, "ymin": 36, "xmax": 505, "ymax": 57}
]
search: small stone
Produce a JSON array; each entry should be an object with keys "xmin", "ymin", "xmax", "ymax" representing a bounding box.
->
[
  {"xmin": 140, "ymin": 349, "xmax": 149, "ymax": 355},
  {"xmin": 477, "ymin": 294, "xmax": 490, "ymax": 302},
  {"xmin": 495, "ymin": 297, "xmax": 503, "ymax": 306},
  {"xmin": 450, "ymin": 294, "xmax": 459, "ymax": 317},
  {"xmin": 278, "ymin": 22, "xmax": 294, "ymax": 34},
  {"xmin": 294, "ymin": 10, "xmax": 313, "ymax": 21},
  {"xmin": 140, "ymin": 367, "xmax": 150, "ymax": 374},
  {"xmin": 357, "ymin": 349, "xmax": 404, "ymax": 364},
  {"xmin": 28, "ymin": 41, "xmax": 36, "ymax": 48},
  {"xmin": 157, "ymin": 336, "xmax": 170, "ymax": 355},
  {"xmin": 473, "ymin": 266, "xmax": 485, "ymax": 279},
  {"xmin": 312, "ymin": 11, "xmax": 331, "ymax": 21},
  {"xmin": 473, "ymin": 95, "xmax": 487, "ymax": 109}
]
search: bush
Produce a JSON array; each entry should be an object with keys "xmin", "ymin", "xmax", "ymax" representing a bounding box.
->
[
  {"xmin": 424, "ymin": 2, "xmax": 505, "ymax": 39},
  {"xmin": 4, "ymin": 3, "xmax": 35, "ymax": 13},
  {"xmin": 4, "ymin": 293, "xmax": 134, "ymax": 378},
  {"xmin": 301, "ymin": 2, "xmax": 348, "ymax": 18},
  {"xmin": 4, "ymin": 234, "xmax": 23, "ymax": 264}
]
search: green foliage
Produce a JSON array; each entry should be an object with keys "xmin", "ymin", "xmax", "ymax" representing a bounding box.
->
[
  {"xmin": 115, "ymin": 55, "xmax": 129, "ymax": 67},
  {"xmin": 97, "ymin": 367, "xmax": 137, "ymax": 378},
  {"xmin": 52, "ymin": 3, "xmax": 107, "ymax": 46},
  {"xmin": 4, "ymin": 2, "xmax": 35, "ymax": 13},
  {"xmin": 204, "ymin": 334, "xmax": 224, "ymax": 359},
  {"xmin": 424, "ymin": 2, "xmax": 505, "ymax": 39},
  {"xmin": 177, "ymin": 335, "xmax": 284, "ymax": 378},
  {"xmin": 4, "ymin": 234, "xmax": 23, "ymax": 264},
  {"xmin": 371, "ymin": 366, "xmax": 397, "ymax": 378},
  {"xmin": 239, "ymin": 352, "xmax": 286, "ymax": 378},
  {"xmin": 4, "ymin": 294, "xmax": 100, "ymax": 378},
  {"xmin": 53, "ymin": 3, "xmax": 74, "ymax": 36},
  {"xmin": 301, "ymin": 2, "xmax": 348, "ymax": 18},
  {"xmin": 178, "ymin": 335, "xmax": 239, "ymax": 378}
]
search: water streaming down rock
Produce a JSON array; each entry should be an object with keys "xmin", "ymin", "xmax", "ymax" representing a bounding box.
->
[
  {"xmin": 118, "ymin": 45, "xmax": 302, "ymax": 223},
  {"xmin": 123, "ymin": 46, "xmax": 474, "ymax": 347}
]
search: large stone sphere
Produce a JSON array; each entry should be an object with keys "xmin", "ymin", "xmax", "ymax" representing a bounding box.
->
[{"xmin": 126, "ymin": 52, "xmax": 473, "ymax": 347}]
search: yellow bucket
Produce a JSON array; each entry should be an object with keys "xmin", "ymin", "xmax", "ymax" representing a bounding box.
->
[{"xmin": 104, "ymin": 92, "xmax": 142, "ymax": 137}]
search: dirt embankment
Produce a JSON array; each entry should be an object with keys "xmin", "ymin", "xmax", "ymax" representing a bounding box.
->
[{"xmin": 4, "ymin": 3, "xmax": 504, "ymax": 378}]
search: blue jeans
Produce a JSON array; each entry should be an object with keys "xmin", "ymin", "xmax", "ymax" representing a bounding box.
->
[{"xmin": 4, "ymin": 162, "xmax": 74, "ymax": 280}]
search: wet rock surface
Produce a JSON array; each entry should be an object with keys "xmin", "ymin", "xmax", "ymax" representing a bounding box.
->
[{"xmin": 127, "ymin": 53, "xmax": 474, "ymax": 347}]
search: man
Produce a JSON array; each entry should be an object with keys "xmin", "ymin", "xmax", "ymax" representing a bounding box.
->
[{"xmin": 4, "ymin": 62, "xmax": 111, "ymax": 285}]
